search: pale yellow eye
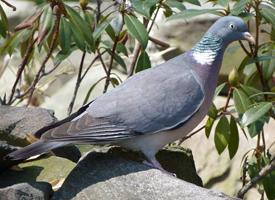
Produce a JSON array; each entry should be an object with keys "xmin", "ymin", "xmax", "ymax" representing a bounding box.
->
[{"xmin": 229, "ymin": 23, "xmax": 235, "ymax": 30}]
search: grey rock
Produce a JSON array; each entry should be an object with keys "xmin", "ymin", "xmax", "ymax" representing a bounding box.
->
[
  {"xmin": 0, "ymin": 182, "xmax": 53, "ymax": 200},
  {"xmin": 0, "ymin": 106, "xmax": 56, "ymax": 146},
  {"xmin": 0, "ymin": 106, "xmax": 81, "ymax": 164},
  {"xmin": 53, "ymin": 148, "xmax": 238, "ymax": 200}
]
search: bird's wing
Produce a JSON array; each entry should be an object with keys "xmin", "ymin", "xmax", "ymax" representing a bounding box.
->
[{"xmin": 41, "ymin": 55, "xmax": 204, "ymax": 143}]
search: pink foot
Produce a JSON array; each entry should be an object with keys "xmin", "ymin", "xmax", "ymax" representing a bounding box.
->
[{"xmin": 142, "ymin": 157, "xmax": 176, "ymax": 177}]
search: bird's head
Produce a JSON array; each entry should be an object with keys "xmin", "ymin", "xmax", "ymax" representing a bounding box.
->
[{"xmin": 207, "ymin": 16, "xmax": 255, "ymax": 45}]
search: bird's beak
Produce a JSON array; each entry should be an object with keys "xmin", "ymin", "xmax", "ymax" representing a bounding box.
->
[{"xmin": 242, "ymin": 32, "xmax": 255, "ymax": 45}]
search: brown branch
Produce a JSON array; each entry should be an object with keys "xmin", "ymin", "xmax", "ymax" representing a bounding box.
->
[
  {"xmin": 237, "ymin": 159, "xmax": 275, "ymax": 198},
  {"xmin": 178, "ymin": 125, "xmax": 205, "ymax": 145},
  {"xmin": 67, "ymin": 51, "xmax": 86, "ymax": 115},
  {"xmin": 26, "ymin": 8, "xmax": 61, "ymax": 105},
  {"xmin": 239, "ymin": 41, "xmax": 251, "ymax": 57},
  {"xmin": 223, "ymin": 87, "xmax": 233, "ymax": 112},
  {"xmin": 103, "ymin": 38, "xmax": 119, "ymax": 93},
  {"xmin": 7, "ymin": 35, "xmax": 37, "ymax": 104},
  {"xmin": 80, "ymin": 50, "xmax": 107, "ymax": 81},
  {"xmin": 1, "ymin": 0, "xmax": 16, "ymax": 11},
  {"xmin": 128, "ymin": 2, "xmax": 162, "ymax": 77},
  {"xmin": 127, "ymin": 44, "xmax": 141, "ymax": 77},
  {"xmin": 149, "ymin": 36, "xmax": 170, "ymax": 48}
]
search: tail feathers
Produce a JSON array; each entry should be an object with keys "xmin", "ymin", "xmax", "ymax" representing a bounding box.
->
[{"xmin": 5, "ymin": 141, "xmax": 66, "ymax": 160}]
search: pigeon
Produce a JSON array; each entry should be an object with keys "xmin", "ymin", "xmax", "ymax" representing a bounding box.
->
[{"xmin": 6, "ymin": 16, "xmax": 255, "ymax": 172}]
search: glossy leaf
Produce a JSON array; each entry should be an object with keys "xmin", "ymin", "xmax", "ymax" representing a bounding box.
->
[
  {"xmin": 131, "ymin": 0, "xmax": 157, "ymax": 18},
  {"xmin": 208, "ymin": 103, "xmax": 218, "ymax": 119},
  {"xmin": 124, "ymin": 15, "xmax": 149, "ymax": 49},
  {"xmin": 214, "ymin": 116, "xmax": 230, "ymax": 154},
  {"xmin": 37, "ymin": 5, "xmax": 54, "ymax": 45},
  {"xmin": 66, "ymin": 5, "xmax": 94, "ymax": 51},
  {"xmin": 110, "ymin": 14, "xmax": 123, "ymax": 36},
  {"xmin": 205, "ymin": 117, "xmax": 215, "ymax": 138},
  {"xmin": 241, "ymin": 102, "xmax": 272, "ymax": 126},
  {"xmin": 106, "ymin": 49, "xmax": 127, "ymax": 70},
  {"xmin": 233, "ymin": 88, "xmax": 251, "ymax": 114},
  {"xmin": 184, "ymin": 0, "xmax": 201, "ymax": 6},
  {"xmin": 93, "ymin": 20, "xmax": 110, "ymax": 41},
  {"xmin": 168, "ymin": 9, "xmax": 220, "ymax": 21},
  {"xmin": 166, "ymin": 0, "xmax": 186, "ymax": 11},
  {"xmin": 247, "ymin": 119, "xmax": 266, "ymax": 138},
  {"xmin": 0, "ymin": 5, "xmax": 8, "ymax": 38},
  {"xmin": 116, "ymin": 43, "xmax": 128, "ymax": 57},
  {"xmin": 214, "ymin": 82, "xmax": 226, "ymax": 98},
  {"xmin": 231, "ymin": 0, "xmax": 251, "ymax": 15},
  {"xmin": 135, "ymin": 51, "xmax": 151, "ymax": 73},
  {"xmin": 228, "ymin": 117, "xmax": 239, "ymax": 159},
  {"xmin": 59, "ymin": 17, "xmax": 72, "ymax": 53},
  {"xmin": 260, "ymin": 5, "xmax": 275, "ymax": 28}
]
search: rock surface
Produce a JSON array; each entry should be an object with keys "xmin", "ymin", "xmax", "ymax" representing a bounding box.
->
[
  {"xmin": 0, "ymin": 182, "xmax": 53, "ymax": 200},
  {"xmin": 53, "ymin": 148, "xmax": 238, "ymax": 200},
  {"xmin": 0, "ymin": 106, "xmax": 56, "ymax": 146}
]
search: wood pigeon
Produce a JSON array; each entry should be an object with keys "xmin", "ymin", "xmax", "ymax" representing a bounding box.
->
[{"xmin": 7, "ymin": 16, "xmax": 255, "ymax": 173}]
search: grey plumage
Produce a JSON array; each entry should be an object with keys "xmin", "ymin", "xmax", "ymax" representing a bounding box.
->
[{"xmin": 7, "ymin": 16, "xmax": 255, "ymax": 171}]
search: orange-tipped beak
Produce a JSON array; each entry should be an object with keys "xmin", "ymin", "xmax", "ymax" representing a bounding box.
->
[{"xmin": 243, "ymin": 32, "xmax": 255, "ymax": 45}]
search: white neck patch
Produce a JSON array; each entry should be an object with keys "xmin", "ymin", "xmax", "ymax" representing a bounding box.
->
[{"xmin": 192, "ymin": 49, "xmax": 216, "ymax": 65}]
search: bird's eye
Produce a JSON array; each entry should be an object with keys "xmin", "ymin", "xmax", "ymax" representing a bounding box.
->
[{"xmin": 229, "ymin": 23, "xmax": 235, "ymax": 30}]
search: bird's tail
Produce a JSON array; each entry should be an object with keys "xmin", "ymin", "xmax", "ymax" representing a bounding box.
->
[{"xmin": 5, "ymin": 141, "xmax": 65, "ymax": 160}]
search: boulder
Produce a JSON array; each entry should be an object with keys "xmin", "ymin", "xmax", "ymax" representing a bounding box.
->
[
  {"xmin": 0, "ymin": 106, "xmax": 56, "ymax": 146},
  {"xmin": 0, "ymin": 182, "xmax": 53, "ymax": 200},
  {"xmin": 53, "ymin": 147, "xmax": 238, "ymax": 200},
  {"xmin": 0, "ymin": 106, "xmax": 81, "ymax": 165}
]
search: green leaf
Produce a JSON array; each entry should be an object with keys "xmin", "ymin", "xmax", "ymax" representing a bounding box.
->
[
  {"xmin": 241, "ymin": 102, "xmax": 272, "ymax": 126},
  {"xmin": 240, "ymin": 84, "xmax": 262, "ymax": 97},
  {"xmin": 59, "ymin": 17, "xmax": 72, "ymax": 53},
  {"xmin": 262, "ymin": 168, "xmax": 275, "ymax": 200},
  {"xmin": 93, "ymin": 20, "xmax": 110, "ymax": 41},
  {"xmin": 205, "ymin": 117, "xmax": 215, "ymax": 138},
  {"xmin": 53, "ymin": 46, "xmax": 77, "ymax": 67},
  {"xmin": 110, "ymin": 14, "xmax": 124, "ymax": 36},
  {"xmin": 216, "ymin": 0, "xmax": 229, "ymax": 7},
  {"xmin": 131, "ymin": 0, "xmax": 157, "ymax": 18},
  {"xmin": 135, "ymin": 51, "xmax": 151, "ymax": 73},
  {"xmin": 260, "ymin": 5, "xmax": 275, "ymax": 28},
  {"xmin": 167, "ymin": 9, "xmax": 221, "ymax": 21},
  {"xmin": 233, "ymin": 88, "xmax": 251, "ymax": 114},
  {"xmin": 208, "ymin": 103, "xmax": 218, "ymax": 119},
  {"xmin": 66, "ymin": 5, "xmax": 95, "ymax": 51},
  {"xmin": 106, "ymin": 49, "xmax": 127, "ymax": 70},
  {"xmin": 228, "ymin": 117, "xmax": 239, "ymax": 159},
  {"xmin": 124, "ymin": 15, "xmax": 149, "ymax": 49},
  {"xmin": 0, "ymin": 5, "xmax": 8, "ymax": 38},
  {"xmin": 184, "ymin": 0, "xmax": 201, "ymax": 6},
  {"xmin": 116, "ymin": 43, "xmax": 128, "ymax": 56},
  {"xmin": 231, "ymin": 0, "xmax": 251, "ymax": 15},
  {"xmin": 214, "ymin": 82, "xmax": 226, "ymax": 98},
  {"xmin": 262, "ymin": 46, "xmax": 275, "ymax": 80},
  {"xmin": 247, "ymin": 119, "xmax": 265, "ymax": 138},
  {"xmin": 37, "ymin": 5, "xmax": 54, "ymax": 44},
  {"xmin": 166, "ymin": 0, "xmax": 186, "ymax": 11},
  {"xmin": 214, "ymin": 116, "xmax": 230, "ymax": 154}
]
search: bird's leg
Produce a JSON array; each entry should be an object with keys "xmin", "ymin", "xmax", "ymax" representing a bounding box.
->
[{"xmin": 143, "ymin": 156, "xmax": 176, "ymax": 177}]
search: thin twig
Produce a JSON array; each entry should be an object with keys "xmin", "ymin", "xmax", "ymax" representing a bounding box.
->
[
  {"xmin": 178, "ymin": 125, "xmax": 205, "ymax": 145},
  {"xmin": 127, "ymin": 44, "xmax": 141, "ymax": 77},
  {"xmin": 8, "ymin": 35, "xmax": 37, "ymax": 104},
  {"xmin": 237, "ymin": 159, "xmax": 275, "ymax": 198},
  {"xmin": 103, "ymin": 38, "xmax": 119, "ymax": 93},
  {"xmin": 149, "ymin": 36, "xmax": 170, "ymax": 48},
  {"xmin": 1, "ymin": 0, "xmax": 16, "ymax": 11},
  {"xmin": 68, "ymin": 51, "xmax": 86, "ymax": 115},
  {"xmin": 26, "ymin": 8, "xmax": 61, "ymax": 105},
  {"xmin": 80, "ymin": 50, "xmax": 107, "ymax": 81},
  {"xmin": 128, "ymin": 2, "xmax": 162, "ymax": 77}
]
